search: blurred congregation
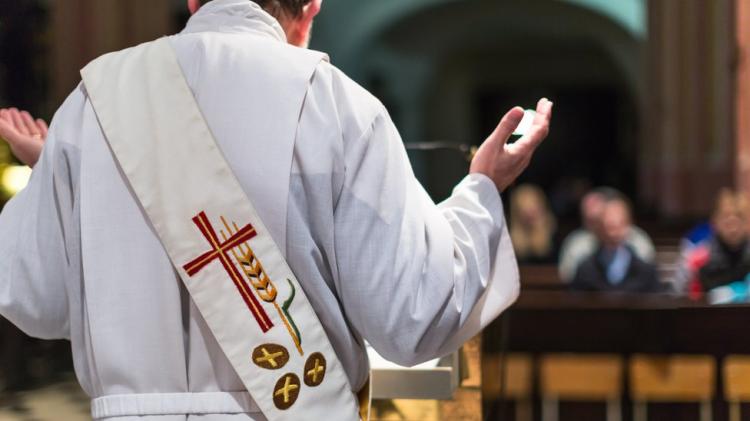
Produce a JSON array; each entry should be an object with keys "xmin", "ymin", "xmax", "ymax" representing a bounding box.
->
[
  {"xmin": 1, "ymin": 0, "xmax": 750, "ymax": 420},
  {"xmin": 478, "ymin": 186, "xmax": 750, "ymax": 420},
  {"xmin": 508, "ymin": 183, "xmax": 750, "ymax": 302}
]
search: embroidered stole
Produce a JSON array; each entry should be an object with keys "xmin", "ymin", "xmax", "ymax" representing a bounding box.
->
[{"xmin": 81, "ymin": 38, "xmax": 362, "ymax": 420}]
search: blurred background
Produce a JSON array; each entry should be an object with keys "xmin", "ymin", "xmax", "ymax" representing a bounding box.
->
[{"xmin": 0, "ymin": 0, "xmax": 749, "ymax": 420}]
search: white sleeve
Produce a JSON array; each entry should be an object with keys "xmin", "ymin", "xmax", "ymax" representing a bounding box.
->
[
  {"xmin": 630, "ymin": 226, "xmax": 656, "ymax": 262},
  {"xmin": 333, "ymin": 108, "xmax": 519, "ymax": 366},
  {"xmin": 0, "ymin": 103, "xmax": 81, "ymax": 340}
]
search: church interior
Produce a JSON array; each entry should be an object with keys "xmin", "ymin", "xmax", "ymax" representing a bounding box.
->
[{"xmin": 1, "ymin": 0, "xmax": 749, "ymax": 420}]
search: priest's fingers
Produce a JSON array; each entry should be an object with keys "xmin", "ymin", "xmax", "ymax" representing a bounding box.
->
[
  {"xmin": 20, "ymin": 111, "xmax": 41, "ymax": 138},
  {"xmin": 36, "ymin": 118, "xmax": 48, "ymax": 138},
  {"xmin": 0, "ymin": 118, "xmax": 20, "ymax": 145},
  {"xmin": 510, "ymin": 98, "xmax": 552, "ymax": 156},
  {"xmin": 525, "ymin": 98, "xmax": 552, "ymax": 148},
  {"xmin": 529, "ymin": 98, "xmax": 553, "ymax": 147},
  {"xmin": 0, "ymin": 109, "xmax": 9, "ymax": 123},
  {"xmin": 488, "ymin": 106, "xmax": 525, "ymax": 148},
  {"xmin": 9, "ymin": 108, "xmax": 30, "ymax": 136}
]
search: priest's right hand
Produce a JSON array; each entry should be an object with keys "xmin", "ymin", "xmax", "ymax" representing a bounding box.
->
[
  {"xmin": 469, "ymin": 98, "xmax": 553, "ymax": 192},
  {"xmin": 0, "ymin": 108, "xmax": 48, "ymax": 168}
]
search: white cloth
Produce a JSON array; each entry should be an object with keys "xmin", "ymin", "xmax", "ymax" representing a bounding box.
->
[{"xmin": 0, "ymin": 0, "xmax": 519, "ymax": 419}]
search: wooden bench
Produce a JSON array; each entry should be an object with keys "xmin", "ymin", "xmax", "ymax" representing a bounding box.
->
[
  {"xmin": 539, "ymin": 354, "xmax": 624, "ymax": 421},
  {"xmin": 630, "ymin": 354, "xmax": 715, "ymax": 421}
]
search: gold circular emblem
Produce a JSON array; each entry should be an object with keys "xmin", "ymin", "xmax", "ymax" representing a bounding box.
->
[
  {"xmin": 303, "ymin": 352, "xmax": 327, "ymax": 387},
  {"xmin": 252, "ymin": 344, "xmax": 289, "ymax": 370},
  {"xmin": 273, "ymin": 373, "xmax": 301, "ymax": 410}
]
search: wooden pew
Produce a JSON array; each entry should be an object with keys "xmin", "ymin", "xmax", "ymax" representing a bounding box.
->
[{"xmin": 483, "ymin": 290, "xmax": 750, "ymax": 421}]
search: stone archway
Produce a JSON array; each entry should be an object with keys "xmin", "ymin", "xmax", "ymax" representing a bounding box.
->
[
  {"xmin": 314, "ymin": 0, "xmax": 646, "ymax": 208},
  {"xmin": 314, "ymin": 0, "xmax": 739, "ymax": 219},
  {"xmin": 313, "ymin": 0, "xmax": 645, "ymax": 80}
]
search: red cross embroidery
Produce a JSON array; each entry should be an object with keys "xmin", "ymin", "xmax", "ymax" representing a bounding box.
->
[{"xmin": 183, "ymin": 211, "xmax": 274, "ymax": 332}]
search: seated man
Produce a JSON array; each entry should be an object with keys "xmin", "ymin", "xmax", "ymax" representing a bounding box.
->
[
  {"xmin": 570, "ymin": 198, "xmax": 664, "ymax": 293},
  {"xmin": 558, "ymin": 188, "xmax": 655, "ymax": 282}
]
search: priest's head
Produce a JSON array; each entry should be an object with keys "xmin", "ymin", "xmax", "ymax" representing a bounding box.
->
[{"xmin": 187, "ymin": 0, "xmax": 322, "ymax": 48}]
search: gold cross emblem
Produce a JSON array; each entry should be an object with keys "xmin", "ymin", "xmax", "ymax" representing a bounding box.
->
[
  {"xmin": 303, "ymin": 352, "xmax": 327, "ymax": 387},
  {"xmin": 255, "ymin": 347, "xmax": 284, "ymax": 368},
  {"xmin": 275, "ymin": 375, "xmax": 299, "ymax": 403},
  {"xmin": 307, "ymin": 358, "xmax": 325, "ymax": 383},
  {"xmin": 272, "ymin": 373, "xmax": 301, "ymax": 410}
]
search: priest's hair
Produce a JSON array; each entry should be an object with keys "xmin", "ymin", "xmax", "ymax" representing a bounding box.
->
[{"xmin": 199, "ymin": 0, "xmax": 312, "ymax": 18}]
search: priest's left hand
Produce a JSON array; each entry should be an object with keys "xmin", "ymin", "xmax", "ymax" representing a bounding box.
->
[
  {"xmin": 0, "ymin": 108, "xmax": 47, "ymax": 167},
  {"xmin": 470, "ymin": 98, "xmax": 553, "ymax": 191}
]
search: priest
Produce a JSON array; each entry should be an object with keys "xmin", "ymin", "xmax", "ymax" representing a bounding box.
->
[{"xmin": 0, "ymin": 0, "xmax": 552, "ymax": 419}]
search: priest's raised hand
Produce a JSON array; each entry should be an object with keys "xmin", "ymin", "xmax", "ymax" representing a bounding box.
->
[
  {"xmin": 0, "ymin": 108, "xmax": 48, "ymax": 167},
  {"xmin": 470, "ymin": 98, "xmax": 553, "ymax": 191}
]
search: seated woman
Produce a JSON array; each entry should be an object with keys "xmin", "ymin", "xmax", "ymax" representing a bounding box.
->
[
  {"xmin": 685, "ymin": 189, "xmax": 750, "ymax": 302},
  {"xmin": 509, "ymin": 184, "xmax": 559, "ymax": 264},
  {"xmin": 570, "ymin": 197, "xmax": 665, "ymax": 293}
]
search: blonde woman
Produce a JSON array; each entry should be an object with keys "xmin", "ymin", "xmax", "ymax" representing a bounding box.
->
[{"xmin": 510, "ymin": 184, "xmax": 558, "ymax": 264}]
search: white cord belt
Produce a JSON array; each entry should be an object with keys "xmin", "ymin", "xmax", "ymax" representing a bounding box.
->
[{"xmin": 91, "ymin": 391, "xmax": 262, "ymax": 419}]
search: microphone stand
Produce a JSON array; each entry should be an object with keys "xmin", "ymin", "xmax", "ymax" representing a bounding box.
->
[{"xmin": 403, "ymin": 142, "xmax": 477, "ymax": 163}]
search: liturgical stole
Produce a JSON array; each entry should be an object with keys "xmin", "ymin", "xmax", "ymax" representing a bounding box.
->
[{"xmin": 81, "ymin": 38, "xmax": 364, "ymax": 420}]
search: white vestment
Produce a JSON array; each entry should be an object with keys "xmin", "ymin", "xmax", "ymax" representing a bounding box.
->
[{"xmin": 0, "ymin": 1, "xmax": 519, "ymax": 420}]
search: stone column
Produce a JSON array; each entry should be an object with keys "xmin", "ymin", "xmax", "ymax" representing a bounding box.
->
[
  {"xmin": 737, "ymin": 0, "xmax": 750, "ymax": 198},
  {"xmin": 644, "ymin": 0, "xmax": 735, "ymax": 217}
]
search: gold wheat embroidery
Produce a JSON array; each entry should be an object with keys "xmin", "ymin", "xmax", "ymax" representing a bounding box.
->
[
  {"xmin": 236, "ymin": 246, "xmax": 278, "ymax": 302},
  {"xmin": 220, "ymin": 217, "xmax": 304, "ymax": 356}
]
